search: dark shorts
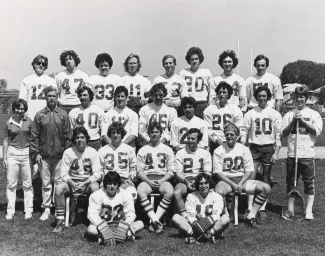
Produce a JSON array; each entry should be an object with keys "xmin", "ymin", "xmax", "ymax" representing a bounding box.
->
[
  {"xmin": 195, "ymin": 101, "xmax": 208, "ymax": 120},
  {"xmin": 250, "ymin": 144, "xmax": 275, "ymax": 165},
  {"xmin": 286, "ymin": 158, "xmax": 315, "ymax": 195},
  {"xmin": 88, "ymin": 139, "xmax": 101, "ymax": 151}
]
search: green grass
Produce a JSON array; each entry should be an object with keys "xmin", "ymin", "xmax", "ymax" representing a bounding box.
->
[{"xmin": 0, "ymin": 159, "xmax": 325, "ymax": 256}]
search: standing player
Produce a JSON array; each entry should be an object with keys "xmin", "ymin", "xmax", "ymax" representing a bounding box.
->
[
  {"xmin": 53, "ymin": 126, "xmax": 101, "ymax": 233},
  {"xmin": 179, "ymin": 47, "xmax": 213, "ymax": 118},
  {"xmin": 153, "ymin": 55, "xmax": 188, "ymax": 109},
  {"xmin": 210, "ymin": 50, "xmax": 246, "ymax": 111},
  {"xmin": 122, "ymin": 54, "xmax": 151, "ymax": 113},
  {"xmin": 105, "ymin": 86, "xmax": 138, "ymax": 148},
  {"xmin": 19, "ymin": 54, "xmax": 57, "ymax": 120},
  {"xmin": 137, "ymin": 122, "xmax": 175, "ymax": 234},
  {"xmin": 98, "ymin": 122, "xmax": 137, "ymax": 200},
  {"xmin": 172, "ymin": 173, "xmax": 230, "ymax": 244},
  {"xmin": 170, "ymin": 97, "xmax": 208, "ymax": 152},
  {"xmin": 214, "ymin": 122, "xmax": 271, "ymax": 227},
  {"xmin": 55, "ymin": 50, "xmax": 88, "ymax": 113},
  {"xmin": 139, "ymin": 83, "xmax": 177, "ymax": 146},
  {"xmin": 203, "ymin": 81, "xmax": 243, "ymax": 154},
  {"xmin": 241, "ymin": 86, "xmax": 282, "ymax": 219},
  {"xmin": 282, "ymin": 85, "xmax": 322, "ymax": 220},
  {"xmin": 173, "ymin": 128, "xmax": 212, "ymax": 218},
  {"xmin": 87, "ymin": 53, "xmax": 123, "ymax": 112},
  {"xmin": 69, "ymin": 86, "xmax": 109, "ymax": 150},
  {"xmin": 85, "ymin": 171, "xmax": 144, "ymax": 246},
  {"xmin": 246, "ymin": 54, "xmax": 283, "ymax": 112}
]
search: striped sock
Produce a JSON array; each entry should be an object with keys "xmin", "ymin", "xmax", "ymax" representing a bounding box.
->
[
  {"xmin": 156, "ymin": 197, "xmax": 171, "ymax": 220},
  {"xmin": 55, "ymin": 207, "xmax": 65, "ymax": 220},
  {"xmin": 248, "ymin": 193, "xmax": 268, "ymax": 219},
  {"xmin": 140, "ymin": 198, "xmax": 157, "ymax": 222},
  {"xmin": 114, "ymin": 220, "xmax": 130, "ymax": 243}
]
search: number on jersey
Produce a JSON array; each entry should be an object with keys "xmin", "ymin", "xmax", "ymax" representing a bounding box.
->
[
  {"xmin": 212, "ymin": 114, "xmax": 232, "ymax": 130},
  {"xmin": 94, "ymin": 84, "xmax": 115, "ymax": 100},
  {"xmin": 71, "ymin": 159, "xmax": 84, "ymax": 175},
  {"xmin": 130, "ymin": 84, "xmax": 141, "ymax": 97},
  {"xmin": 223, "ymin": 156, "xmax": 244, "ymax": 172},
  {"xmin": 31, "ymin": 84, "xmax": 46, "ymax": 100},
  {"xmin": 196, "ymin": 205, "xmax": 213, "ymax": 216},
  {"xmin": 102, "ymin": 204, "xmax": 124, "ymax": 223},
  {"xmin": 144, "ymin": 153, "xmax": 166, "ymax": 169},
  {"xmin": 184, "ymin": 158, "xmax": 204, "ymax": 173},
  {"xmin": 149, "ymin": 114, "xmax": 167, "ymax": 129},
  {"xmin": 76, "ymin": 113, "xmax": 98, "ymax": 128},
  {"xmin": 255, "ymin": 118, "xmax": 272, "ymax": 135},
  {"xmin": 184, "ymin": 76, "xmax": 206, "ymax": 92},
  {"xmin": 104, "ymin": 153, "xmax": 128, "ymax": 170}
]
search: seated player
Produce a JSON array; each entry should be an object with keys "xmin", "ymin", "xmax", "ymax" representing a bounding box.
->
[
  {"xmin": 137, "ymin": 122, "xmax": 175, "ymax": 234},
  {"xmin": 203, "ymin": 81, "xmax": 243, "ymax": 154},
  {"xmin": 174, "ymin": 128, "xmax": 212, "ymax": 217},
  {"xmin": 241, "ymin": 86, "xmax": 282, "ymax": 220},
  {"xmin": 139, "ymin": 83, "xmax": 177, "ymax": 147},
  {"xmin": 179, "ymin": 47, "xmax": 213, "ymax": 119},
  {"xmin": 53, "ymin": 126, "xmax": 101, "ymax": 233},
  {"xmin": 69, "ymin": 86, "xmax": 109, "ymax": 150},
  {"xmin": 282, "ymin": 85, "xmax": 323, "ymax": 220},
  {"xmin": 172, "ymin": 173, "xmax": 230, "ymax": 244},
  {"xmin": 214, "ymin": 122, "xmax": 271, "ymax": 227},
  {"xmin": 105, "ymin": 86, "xmax": 138, "ymax": 148},
  {"xmin": 85, "ymin": 171, "xmax": 144, "ymax": 246},
  {"xmin": 98, "ymin": 122, "xmax": 137, "ymax": 200},
  {"xmin": 170, "ymin": 97, "xmax": 208, "ymax": 152}
]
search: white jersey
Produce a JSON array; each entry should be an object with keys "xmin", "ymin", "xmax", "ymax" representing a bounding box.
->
[
  {"xmin": 186, "ymin": 191, "xmax": 224, "ymax": 219},
  {"xmin": 98, "ymin": 143, "xmax": 136, "ymax": 179},
  {"xmin": 179, "ymin": 68, "xmax": 213, "ymax": 102},
  {"xmin": 105, "ymin": 107, "xmax": 138, "ymax": 143},
  {"xmin": 121, "ymin": 73, "xmax": 151, "ymax": 100},
  {"xmin": 60, "ymin": 146, "xmax": 101, "ymax": 183},
  {"xmin": 69, "ymin": 104, "xmax": 107, "ymax": 141},
  {"xmin": 211, "ymin": 73, "xmax": 246, "ymax": 106},
  {"xmin": 152, "ymin": 74, "xmax": 188, "ymax": 107},
  {"xmin": 175, "ymin": 147, "xmax": 212, "ymax": 179},
  {"xmin": 213, "ymin": 143, "xmax": 254, "ymax": 177},
  {"xmin": 282, "ymin": 107, "xmax": 323, "ymax": 158},
  {"xmin": 242, "ymin": 106, "xmax": 282, "ymax": 146},
  {"xmin": 19, "ymin": 73, "xmax": 57, "ymax": 120},
  {"xmin": 55, "ymin": 69, "xmax": 88, "ymax": 106},
  {"xmin": 203, "ymin": 102, "xmax": 243, "ymax": 143},
  {"xmin": 246, "ymin": 72, "xmax": 283, "ymax": 108},
  {"xmin": 87, "ymin": 74, "xmax": 123, "ymax": 112},
  {"xmin": 137, "ymin": 142, "xmax": 175, "ymax": 177},
  {"xmin": 139, "ymin": 103, "xmax": 177, "ymax": 142},
  {"xmin": 88, "ymin": 187, "xmax": 135, "ymax": 226},
  {"xmin": 170, "ymin": 116, "xmax": 208, "ymax": 149}
]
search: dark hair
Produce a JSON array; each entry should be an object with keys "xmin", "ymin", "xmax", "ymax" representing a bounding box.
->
[
  {"xmin": 194, "ymin": 173, "xmax": 214, "ymax": 191},
  {"xmin": 60, "ymin": 50, "xmax": 81, "ymax": 67},
  {"xmin": 114, "ymin": 86, "xmax": 129, "ymax": 99},
  {"xmin": 187, "ymin": 128, "xmax": 203, "ymax": 142},
  {"xmin": 148, "ymin": 121, "xmax": 163, "ymax": 135},
  {"xmin": 254, "ymin": 54, "xmax": 269, "ymax": 68},
  {"xmin": 77, "ymin": 86, "xmax": 94, "ymax": 102},
  {"xmin": 294, "ymin": 85, "xmax": 309, "ymax": 99},
  {"xmin": 162, "ymin": 54, "xmax": 176, "ymax": 66},
  {"xmin": 215, "ymin": 81, "xmax": 233, "ymax": 99},
  {"xmin": 218, "ymin": 50, "xmax": 238, "ymax": 69},
  {"xmin": 185, "ymin": 47, "xmax": 204, "ymax": 65},
  {"xmin": 124, "ymin": 53, "xmax": 141, "ymax": 73},
  {"xmin": 181, "ymin": 96, "xmax": 197, "ymax": 109},
  {"xmin": 44, "ymin": 86, "xmax": 58, "ymax": 96},
  {"xmin": 95, "ymin": 53, "xmax": 113, "ymax": 69},
  {"xmin": 72, "ymin": 126, "xmax": 90, "ymax": 145},
  {"xmin": 31, "ymin": 54, "xmax": 48, "ymax": 70},
  {"xmin": 12, "ymin": 99, "xmax": 28, "ymax": 113},
  {"xmin": 103, "ymin": 171, "xmax": 122, "ymax": 188},
  {"xmin": 150, "ymin": 83, "xmax": 168, "ymax": 97},
  {"xmin": 254, "ymin": 86, "xmax": 272, "ymax": 101},
  {"xmin": 107, "ymin": 122, "xmax": 127, "ymax": 139}
]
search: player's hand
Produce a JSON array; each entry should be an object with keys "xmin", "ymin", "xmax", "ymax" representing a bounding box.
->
[
  {"xmin": 148, "ymin": 180, "xmax": 158, "ymax": 189},
  {"xmin": 185, "ymin": 179, "xmax": 195, "ymax": 191},
  {"xmin": 236, "ymin": 183, "xmax": 243, "ymax": 194},
  {"xmin": 155, "ymin": 179, "xmax": 164, "ymax": 187},
  {"xmin": 35, "ymin": 154, "xmax": 43, "ymax": 166},
  {"xmin": 67, "ymin": 180, "xmax": 77, "ymax": 190},
  {"xmin": 271, "ymin": 153, "xmax": 278, "ymax": 163},
  {"xmin": 196, "ymin": 213, "xmax": 203, "ymax": 219},
  {"xmin": 3, "ymin": 158, "xmax": 8, "ymax": 168},
  {"xmin": 76, "ymin": 181, "xmax": 86, "ymax": 190},
  {"xmin": 231, "ymin": 183, "xmax": 239, "ymax": 193}
]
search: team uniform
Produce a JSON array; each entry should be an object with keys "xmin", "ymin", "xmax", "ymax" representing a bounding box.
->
[
  {"xmin": 122, "ymin": 73, "xmax": 151, "ymax": 101},
  {"xmin": 170, "ymin": 116, "xmax": 208, "ymax": 150},
  {"xmin": 19, "ymin": 74, "xmax": 57, "ymax": 120},
  {"xmin": 139, "ymin": 103, "xmax": 177, "ymax": 143},
  {"xmin": 152, "ymin": 74, "xmax": 188, "ymax": 108},
  {"xmin": 246, "ymin": 72, "xmax": 283, "ymax": 109}
]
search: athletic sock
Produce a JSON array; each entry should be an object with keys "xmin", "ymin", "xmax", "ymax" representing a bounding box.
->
[
  {"xmin": 259, "ymin": 199, "xmax": 268, "ymax": 211},
  {"xmin": 305, "ymin": 195, "xmax": 315, "ymax": 213},
  {"xmin": 247, "ymin": 195, "xmax": 254, "ymax": 211},
  {"xmin": 140, "ymin": 198, "xmax": 157, "ymax": 222},
  {"xmin": 156, "ymin": 197, "xmax": 171, "ymax": 220},
  {"xmin": 55, "ymin": 207, "xmax": 65, "ymax": 220},
  {"xmin": 247, "ymin": 193, "xmax": 268, "ymax": 219},
  {"xmin": 288, "ymin": 196, "xmax": 295, "ymax": 213}
]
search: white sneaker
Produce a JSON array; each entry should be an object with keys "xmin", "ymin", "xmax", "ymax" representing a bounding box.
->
[
  {"xmin": 25, "ymin": 212, "xmax": 33, "ymax": 220},
  {"xmin": 5, "ymin": 213, "xmax": 14, "ymax": 220},
  {"xmin": 305, "ymin": 212, "xmax": 314, "ymax": 220},
  {"xmin": 40, "ymin": 209, "xmax": 51, "ymax": 221}
]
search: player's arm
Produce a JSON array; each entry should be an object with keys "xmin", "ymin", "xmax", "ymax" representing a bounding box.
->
[
  {"xmin": 185, "ymin": 194, "xmax": 198, "ymax": 222},
  {"xmin": 274, "ymin": 79, "xmax": 283, "ymax": 112},
  {"xmin": 241, "ymin": 112, "xmax": 251, "ymax": 145},
  {"xmin": 128, "ymin": 148, "xmax": 137, "ymax": 181},
  {"xmin": 123, "ymin": 112, "xmax": 138, "ymax": 145},
  {"xmin": 245, "ymin": 78, "xmax": 252, "ymax": 106},
  {"xmin": 87, "ymin": 192, "xmax": 104, "ymax": 226},
  {"xmin": 203, "ymin": 108, "xmax": 218, "ymax": 143},
  {"xmin": 272, "ymin": 112, "xmax": 282, "ymax": 161},
  {"xmin": 2, "ymin": 125, "xmax": 9, "ymax": 168},
  {"xmin": 211, "ymin": 195, "xmax": 224, "ymax": 221},
  {"xmin": 30, "ymin": 114, "xmax": 41, "ymax": 163},
  {"xmin": 282, "ymin": 112, "xmax": 295, "ymax": 138},
  {"xmin": 68, "ymin": 110, "xmax": 76, "ymax": 137},
  {"xmin": 170, "ymin": 120, "xmax": 180, "ymax": 152},
  {"xmin": 99, "ymin": 111, "xmax": 110, "ymax": 145},
  {"xmin": 298, "ymin": 111, "xmax": 322, "ymax": 136},
  {"xmin": 179, "ymin": 78, "xmax": 189, "ymax": 98},
  {"xmin": 158, "ymin": 149, "xmax": 175, "ymax": 184},
  {"xmin": 238, "ymin": 80, "xmax": 247, "ymax": 110},
  {"xmin": 203, "ymin": 152, "xmax": 212, "ymax": 175},
  {"xmin": 209, "ymin": 78, "xmax": 217, "ymax": 105},
  {"xmin": 237, "ymin": 147, "xmax": 255, "ymax": 190},
  {"xmin": 205, "ymin": 71, "xmax": 214, "ymax": 105},
  {"xmin": 174, "ymin": 152, "xmax": 185, "ymax": 183},
  {"xmin": 123, "ymin": 192, "xmax": 136, "ymax": 224},
  {"xmin": 60, "ymin": 151, "xmax": 74, "ymax": 187},
  {"xmin": 138, "ymin": 108, "xmax": 150, "ymax": 144},
  {"xmin": 18, "ymin": 79, "xmax": 28, "ymax": 101},
  {"xmin": 136, "ymin": 150, "xmax": 154, "ymax": 185}
]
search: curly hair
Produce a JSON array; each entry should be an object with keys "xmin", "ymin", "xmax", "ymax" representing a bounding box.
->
[
  {"xmin": 254, "ymin": 54, "xmax": 269, "ymax": 68},
  {"xmin": 60, "ymin": 50, "xmax": 81, "ymax": 67},
  {"xmin": 181, "ymin": 96, "xmax": 197, "ymax": 109},
  {"xmin": 218, "ymin": 50, "xmax": 239, "ymax": 69},
  {"xmin": 148, "ymin": 121, "xmax": 163, "ymax": 135},
  {"xmin": 103, "ymin": 171, "xmax": 122, "ymax": 188},
  {"xmin": 193, "ymin": 173, "xmax": 214, "ymax": 191},
  {"xmin": 95, "ymin": 53, "xmax": 113, "ymax": 69},
  {"xmin": 77, "ymin": 86, "xmax": 94, "ymax": 102},
  {"xmin": 124, "ymin": 53, "xmax": 141, "ymax": 73},
  {"xmin": 162, "ymin": 54, "xmax": 176, "ymax": 66},
  {"xmin": 185, "ymin": 47, "xmax": 204, "ymax": 64},
  {"xmin": 107, "ymin": 122, "xmax": 127, "ymax": 139},
  {"xmin": 186, "ymin": 128, "xmax": 203, "ymax": 142},
  {"xmin": 12, "ymin": 99, "xmax": 28, "ymax": 113},
  {"xmin": 294, "ymin": 84, "xmax": 309, "ymax": 99},
  {"xmin": 72, "ymin": 126, "xmax": 90, "ymax": 145},
  {"xmin": 149, "ymin": 83, "xmax": 168, "ymax": 98},
  {"xmin": 31, "ymin": 54, "xmax": 48, "ymax": 70},
  {"xmin": 254, "ymin": 85, "xmax": 272, "ymax": 101},
  {"xmin": 215, "ymin": 81, "xmax": 233, "ymax": 99}
]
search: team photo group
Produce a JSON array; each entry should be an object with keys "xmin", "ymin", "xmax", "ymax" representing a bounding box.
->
[{"xmin": 2, "ymin": 47, "xmax": 322, "ymax": 246}]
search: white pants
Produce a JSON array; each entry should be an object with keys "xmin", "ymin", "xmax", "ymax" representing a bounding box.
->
[{"xmin": 6, "ymin": 146, "xmax": 34, "ymax": 214}]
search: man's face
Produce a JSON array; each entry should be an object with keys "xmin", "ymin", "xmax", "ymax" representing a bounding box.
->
[
  {"xmin": 46, "ymin": 91, "xmax": 58, "ymax": 107},
  {"xmin": 115, "ymin": 92, "xmax": 127, "ymax": 109},
  {"xmin": 79, "ymin": 90, "xmax": 91, "ymax": 106},
  {"xmin": 153, "ymin": 89, "xmax": 164, "ymax": 106},
  {"xmin": 183, "ymin": 103, "xmax": 195, "ymax": 119},
  {"xmin": 127, "ymin": 57, "xmax": 139, "ymax": 76},
  {"xmin": 255, "ymin": 59, "xmax": 267, "ymax": 76},
  {"xmin": 106, "ymin": 181, "xmax": 119, "ymax": 197},
  {"xmin": 149, "ymin": 127, "xmax": 161, "ymax": 142},
  {"xmin": 65, "ymin": 55, "xmax": 76, "ymax": 70},
  {"xmin": 190, "ymin": 54, "xmax": 200, "ymax": 70},
  {"xmin": 295, "ymin": 94, "xmax": 306, "ymax": 110},
  {"xmin": 163, "ymin": 57, "xmax": 176, "ymax": 75},
  {"xmin": 99, "ymin": 61, "xmax": 110, "ymax": 76},
  {"xmin": 225, "ymin": 130, "xmax": 237, "ymax": 148},
  {"xmin": 75, "ymin": 132, "xmax": 87, "ymax": 152},
  {"xmin": 257, "ymin": 90, "xmax": 268, "ymax": 108},
  {"xmin": 34, "ymin": 58, "xmax": 46, "ymax": 75},
  {"xmin": 199, "ymin": 177, "xmax": 210, "ymax": 198},
  {"xmin": 187, "ymin": 132, "xmax": 199, "ymax": 151},
  {"xmin": 222, "ymin": 56, "xmax": 234, "ymax": 73},
  {"xmin": 217, "ymin": 87, "xmax": 229, "ymax": 103},
  {"xmin": 111, "ymin": 130, "xmax": 122, "ymax": 146}
]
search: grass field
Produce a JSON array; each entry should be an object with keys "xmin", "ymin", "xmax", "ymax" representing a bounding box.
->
[{"xmin": 0, "ymin": 159, "xmax": 325, "ymax": 256}]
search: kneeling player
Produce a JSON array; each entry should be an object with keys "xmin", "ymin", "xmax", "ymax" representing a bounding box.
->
[
  {"xmin": 172, "ymin": 173, "xmax": 230, "ymax": 243},
  {"xmin": 85, "ymin": 171, "xmax": 144, "ymax": 246},
  {"xmin": 137, "ymin": 122, "xmax": 175, "ymax": 234},
  {"xmin": 214, "ymin": 122, "xmax": 271, "ymax": 227},
  {"xmin": 174, "ymin": 128, "xmax": 212, "ymax": 217}
]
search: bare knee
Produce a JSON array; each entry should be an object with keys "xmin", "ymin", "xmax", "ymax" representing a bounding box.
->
[{"xmin": 87, "ymin": 182, "xmax": 99, "ymax": 194}]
